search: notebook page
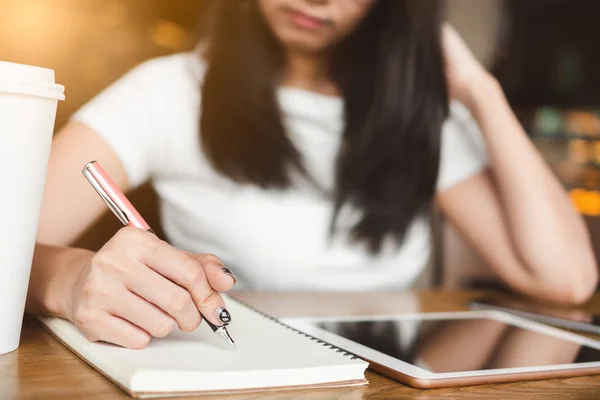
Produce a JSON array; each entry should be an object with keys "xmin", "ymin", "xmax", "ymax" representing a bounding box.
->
[
  {"xmin": 40, "ymin": 295, "xmax": 367, "ymax": 392},
  {"xmin": 93, "ymin": 297, "xmax": 362, "ymax": 371}
]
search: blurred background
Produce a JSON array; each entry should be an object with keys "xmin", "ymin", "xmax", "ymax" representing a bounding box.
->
[{"xmin": 1, "ymin": 0, "xmax": 599, "ymax": 291}]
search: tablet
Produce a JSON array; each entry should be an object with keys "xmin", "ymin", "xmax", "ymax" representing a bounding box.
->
[
  {"xmin": 282, "ymin": 311, "xmax": 600, "ymax": 389},
  {"xmin": 470, "ymin": 295, "xmax": 600, "ymax": 334}
]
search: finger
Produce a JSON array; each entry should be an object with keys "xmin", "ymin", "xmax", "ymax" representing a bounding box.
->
[
  {"xmin": 124, "ymin": 261, "xmax": 202, "ymax": 332},
  {"xmin": 189, "ymin": 254, "xmax": 236, "ymax": 292},
  {"xmin": 174, "ymin": 253, "xmax": 233, "ymax": 327},
  {"xmin": 88, "ymin": 312, "xmax": 151, "ymax": 350},
  {"xmin": 196, "ymin": 289, "xmax": 231, "ymax": 329},
  {"xmin": 138, "ymin": 241, "xmax": 230, "ymax": 327},
  {"xmin": 110, "ymin": 290, "xmax": 176, "ymax": 338}
]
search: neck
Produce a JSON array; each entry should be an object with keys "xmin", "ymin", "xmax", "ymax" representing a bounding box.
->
[{"xmin": 282, "ymin": 50, "xmax": 338, "ymax": 96}]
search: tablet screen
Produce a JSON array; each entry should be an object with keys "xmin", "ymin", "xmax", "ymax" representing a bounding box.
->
[{"xmin": 315, "ymin": 318, "xmax": 600, "ymax": 373}]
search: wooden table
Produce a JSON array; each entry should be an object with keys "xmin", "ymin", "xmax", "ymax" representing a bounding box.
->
[{"xmin": 2, "ymin": 290, "xmax": 600, "ymax": 399}]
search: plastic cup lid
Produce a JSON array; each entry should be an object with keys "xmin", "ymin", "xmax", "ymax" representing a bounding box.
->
[{"xmin": 0, "ymin": 61, "xmax": 65, "ymax": 101}]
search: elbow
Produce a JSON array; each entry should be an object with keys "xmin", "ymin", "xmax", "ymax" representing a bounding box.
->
[
  {"xmin": 526, "ymin": 239, "xmax": 599, "ymax": 306},
  {"xmin": 568, "ymin": 270, "xmax": 598, "ymax": 306},
  {"xmin": 561, "ymin": 281, "xmax": 597, "ymax": 306},
  {"xmin": 551, "ymin": 263, "xmax": 598, "ymax": 306}
]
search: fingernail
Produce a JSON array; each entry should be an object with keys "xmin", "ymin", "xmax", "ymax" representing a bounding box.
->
[
  {"xmin": 221, "ymin": 267, "xmax": 237, "ymax": 284},
  {"xmin": 216, "ymin": 307, "xmax": 232, "ymax": 325}
]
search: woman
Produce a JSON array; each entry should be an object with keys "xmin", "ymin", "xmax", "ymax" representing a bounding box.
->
[{"xmin": 28, "ymin": 0, "xmax": 597, "ymax": 349}]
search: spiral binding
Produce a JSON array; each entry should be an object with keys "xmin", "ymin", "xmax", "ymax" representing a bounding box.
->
[{"xmin": 229, "ymin": 297, "xmax": 360, "ymax": 360}]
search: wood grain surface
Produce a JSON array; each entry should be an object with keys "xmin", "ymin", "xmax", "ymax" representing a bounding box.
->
[{"xmin": 1, "ymin": 290, "xmax": 599, "ymax": 400}]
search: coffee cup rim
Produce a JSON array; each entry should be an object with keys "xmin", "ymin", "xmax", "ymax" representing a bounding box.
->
[
  {"xmin": 0, "ymin": 61, "xmax": 65, "ymax": 101},
  {"xmin": 0, "ymin": 80, "xmax": 65, "ymax": 101}
]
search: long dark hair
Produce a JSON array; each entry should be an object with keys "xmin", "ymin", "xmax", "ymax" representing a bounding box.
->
[{"xmin": 201, "ymin": 0, "xmax": 448, "ymax": 252}]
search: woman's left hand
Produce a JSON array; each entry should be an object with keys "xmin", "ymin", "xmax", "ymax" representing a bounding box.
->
[{"xmin": 442, "ymin": 24, "xmax": 493, "ymax": 110}]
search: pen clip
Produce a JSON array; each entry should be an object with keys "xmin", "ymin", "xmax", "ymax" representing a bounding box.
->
[{"xmin": 82, "ymin": 163, "xmax": 130, "ymax": 226}]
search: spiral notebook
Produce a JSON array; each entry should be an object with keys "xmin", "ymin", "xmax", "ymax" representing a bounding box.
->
[{"xmin": 39, "ymin": 296, "xmax": 368, "ymax": 398}]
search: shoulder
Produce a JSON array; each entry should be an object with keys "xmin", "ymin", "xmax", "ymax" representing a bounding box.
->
[
  {"xmin": 125, "ymin": 51, "xmax": 207, "ymax": 94},
  {"xmin": 442, "ymin": 100, "xmax": 485, "ymax": 149},
  {"xmin": 75, "ymin": 51, "xmax": 208, "ymax": 115},
  {"xmin": 446, "ymin": 100, "xmax": 477, "ymax": 131},
  {"xmin": 75, "ymin": 51, "xmax": 209, "ymax": 125},
  {"xmin": 437, "ymin": 100, "xmax": 489, "ymax": 192},
  {"xmin": 71, "ymin": 52, "xmax": 209, "ymax": 186}
]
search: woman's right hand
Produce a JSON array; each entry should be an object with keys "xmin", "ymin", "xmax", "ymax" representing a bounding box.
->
[{"xmin": 64, "ymin": 227, "xmax": 236, "ymax": 349}]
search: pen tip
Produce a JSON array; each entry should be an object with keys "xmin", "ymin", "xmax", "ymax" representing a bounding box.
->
[{"xmin": 216, "ymin": 326, "xmax": 237, "ymax": 350}]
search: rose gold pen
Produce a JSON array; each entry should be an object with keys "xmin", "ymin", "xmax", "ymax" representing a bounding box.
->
[{"xmin": 82, "ymin": 161, "xmax": 236, "ymax": 350}]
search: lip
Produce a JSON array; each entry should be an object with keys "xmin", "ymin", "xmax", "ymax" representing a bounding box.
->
[{"xmin": 284, "ymin": 7, "xmax": 327, "ymax": 31}]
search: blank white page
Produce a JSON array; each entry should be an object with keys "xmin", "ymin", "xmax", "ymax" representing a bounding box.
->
[{"xmin": 40, "ymin": 295, "xmax": 368, "ymax": 395}]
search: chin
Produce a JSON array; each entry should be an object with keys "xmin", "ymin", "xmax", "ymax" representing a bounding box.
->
[
  {"xmin": 282, "ymin": 38, "xmax": 330, "ymax": 54},
  {"xmin": 287, "ymin": 42, "xmax": 325, "ymax": 54},
  {"xmin": 278, "ymin": 30, "xmax": 332, "ymax": 54}
]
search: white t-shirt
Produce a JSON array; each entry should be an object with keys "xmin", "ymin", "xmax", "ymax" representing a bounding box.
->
[{"xmin": 73, "ymin": 52, "xmax": 488, "ymax": 291}]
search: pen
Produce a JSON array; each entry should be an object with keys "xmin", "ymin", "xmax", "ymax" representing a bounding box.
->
[{"xmin": 82, "ymin": 160, "xmax": 236, "ymax": 350}]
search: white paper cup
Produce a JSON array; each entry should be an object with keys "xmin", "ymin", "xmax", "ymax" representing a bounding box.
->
[{"xmin": 0, "ymin": 61, "xmax": 64, "ymax": 355}]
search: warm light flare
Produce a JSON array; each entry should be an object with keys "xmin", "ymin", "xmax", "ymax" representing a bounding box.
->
[
  {"xmin": 148, "ymin": 19, "xmax": 188, "ymax": 50},
  {"xmin": 569, "ymin": 188, "xmax": 600, "ymax": 216},
  {"xmin": 0, "ymin": 0, "xmax": 76, "ymax": 55}
]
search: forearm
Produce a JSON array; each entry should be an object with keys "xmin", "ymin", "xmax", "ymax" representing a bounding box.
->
[
  {"xmin": 26, "ymin": 243, "xmax": 93, "ymax": 318},
  {"xmin": 469, "ymin": 76, "xmax": 597, "ymax": 293}
]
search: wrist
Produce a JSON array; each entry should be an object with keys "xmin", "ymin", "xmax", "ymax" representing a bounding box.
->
[
  {"xmin": 55, "ymin": 249, "xmax": 93, "ymax": 320},
  {"xmin": 33, "ymin": 245, "xmax": 93, "ymax": 319}
]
